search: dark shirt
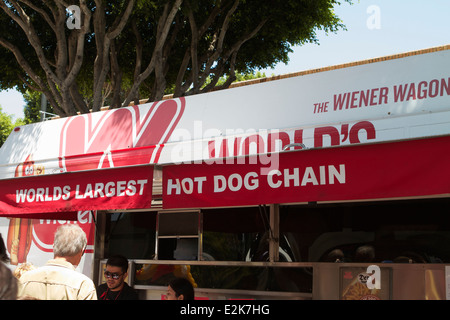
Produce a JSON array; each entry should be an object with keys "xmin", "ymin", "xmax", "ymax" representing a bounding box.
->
[{"xmin": 97, "ymin": 282, "xmax": 139, "ymax": 300}]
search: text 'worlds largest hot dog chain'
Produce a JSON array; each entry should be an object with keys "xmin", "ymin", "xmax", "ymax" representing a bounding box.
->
[
  {"xmin": 15, "ymin": 179, "xmax": 150, "ymax": 204},
  {"xmin": 0, "ymin": 165, "xmax": 154, "ymax": 215},
  {"xmin": 166, "ymin": 164, "xmax": 346, "ymax": 195}
]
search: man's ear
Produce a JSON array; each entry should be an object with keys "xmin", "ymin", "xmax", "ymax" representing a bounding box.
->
[{"xmin": 177, "ymin": 294, "xmax": 184, "ymax": 300}]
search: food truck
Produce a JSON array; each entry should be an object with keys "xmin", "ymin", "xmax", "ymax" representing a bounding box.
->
[{"xmin": 1, "ymin": 44, "xmax": 450, "ymax": 300}]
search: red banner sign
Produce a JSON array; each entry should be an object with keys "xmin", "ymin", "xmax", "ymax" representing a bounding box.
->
[
  {"xmin": 0, "ymin": 165, "xmax": 153, "ymax": 216},
  {"xmin": 163, "ymin": 136, "xmax": 450, "ymax": 209}
]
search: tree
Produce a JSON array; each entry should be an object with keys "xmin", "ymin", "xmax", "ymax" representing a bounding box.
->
[
  {"xmin": 0, "ymin": 107, "xmax": 24, "ymax": 147},
  {"xmin": 22, "ymin": 90, "xmax": 56, "ymax": 124},
  {"xmin": 22, "ymin": 90, "xmax": 42, "ymax": 124},
  {"xmin": 0, "ymin": 0, "xmax": 351, "ymax": 118}
]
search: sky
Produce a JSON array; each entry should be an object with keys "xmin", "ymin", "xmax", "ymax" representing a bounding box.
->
[{"xmin": 0, "ymin": 0, "xmax": 449, "ymax": 120}]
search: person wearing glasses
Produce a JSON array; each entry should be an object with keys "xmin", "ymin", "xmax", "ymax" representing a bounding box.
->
[
  {"xmin": 97, "ymin": 255, "xmax": 139, "ymax": 300},
  {"xmin": 18, "ymin": 224, "xmax": 97, "ymax": 300}
]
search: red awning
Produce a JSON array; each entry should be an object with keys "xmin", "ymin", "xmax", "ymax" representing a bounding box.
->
[
  {"xmin": 0, "ymin": 165, "xmax": 153, "ymax": 218},
  {"xmin": 162, "ymin": 135, "xmax": 450, "ymax": 209}
]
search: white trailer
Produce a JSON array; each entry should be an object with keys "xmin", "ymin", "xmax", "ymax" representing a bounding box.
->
[{"xmin": 1, "ymin": 44, "xmax": 450, "ymax": 300}]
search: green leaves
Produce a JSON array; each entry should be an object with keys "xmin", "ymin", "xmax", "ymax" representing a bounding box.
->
[{"xmin": 0, "ymin": 107, "xmax": 24, "ymax": 147}]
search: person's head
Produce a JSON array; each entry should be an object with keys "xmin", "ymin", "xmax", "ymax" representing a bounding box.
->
[
  {"xmin": 167, "ymin": 277, "xmax": 195, "ymax": 300},
  {"xmin": 324, "ymin": 248, "xmax": 345, "ymax": 262},
  {"xmin": 354, "ymin": 245, "xmax": 375, "ymax": 262},
  {"xmin": 0, "ymin": 234, "xmax": 9, "ymax": 263},
  {"xmin": 104, "ymin": 255, "xmax": 129, "ymax": 291},
  {"xmin": 53, "ymin": 224, "xmax": 87, "ymax": 266},
  {"xmin": 0, "ymin": 262, "xmax": 17, "ymax": 300}
]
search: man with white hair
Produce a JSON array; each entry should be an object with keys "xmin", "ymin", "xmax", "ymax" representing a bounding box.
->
[{"xmin": 18, "ymin": 224, "xmax": 97, "ymax": 300}]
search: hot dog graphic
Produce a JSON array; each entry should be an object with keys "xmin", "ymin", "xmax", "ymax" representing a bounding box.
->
[{"xmin": 7, "ymin": 154, "xmax": 45, "ymax": 265}]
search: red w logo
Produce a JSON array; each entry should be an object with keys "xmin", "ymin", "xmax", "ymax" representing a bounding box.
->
[{"xmin": 59, "ymin": 98, "xmax": 185, "ymax": 172}]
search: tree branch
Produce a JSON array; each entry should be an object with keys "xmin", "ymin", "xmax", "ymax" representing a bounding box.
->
[
  {"xmin": 122, "ymin": 0, "xmax": 183, "ymax": 107},
  {"xmin": 194, "ymin": 18, "xmax": 268, "ymax": 95},
  {"xmin": 19, "ymin": 0, "xmax": 56, "ymax": 32},
  {"xmin": 109, "ymin": 39, "xmax": 124, "ymax": 109},
  {"xmin": 1, "ymin": 1, "xmax": 60, "ymax": 86},
  {"xmin": 92, "ymin": 0, "xmax": 135, "ymax": 112}
]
